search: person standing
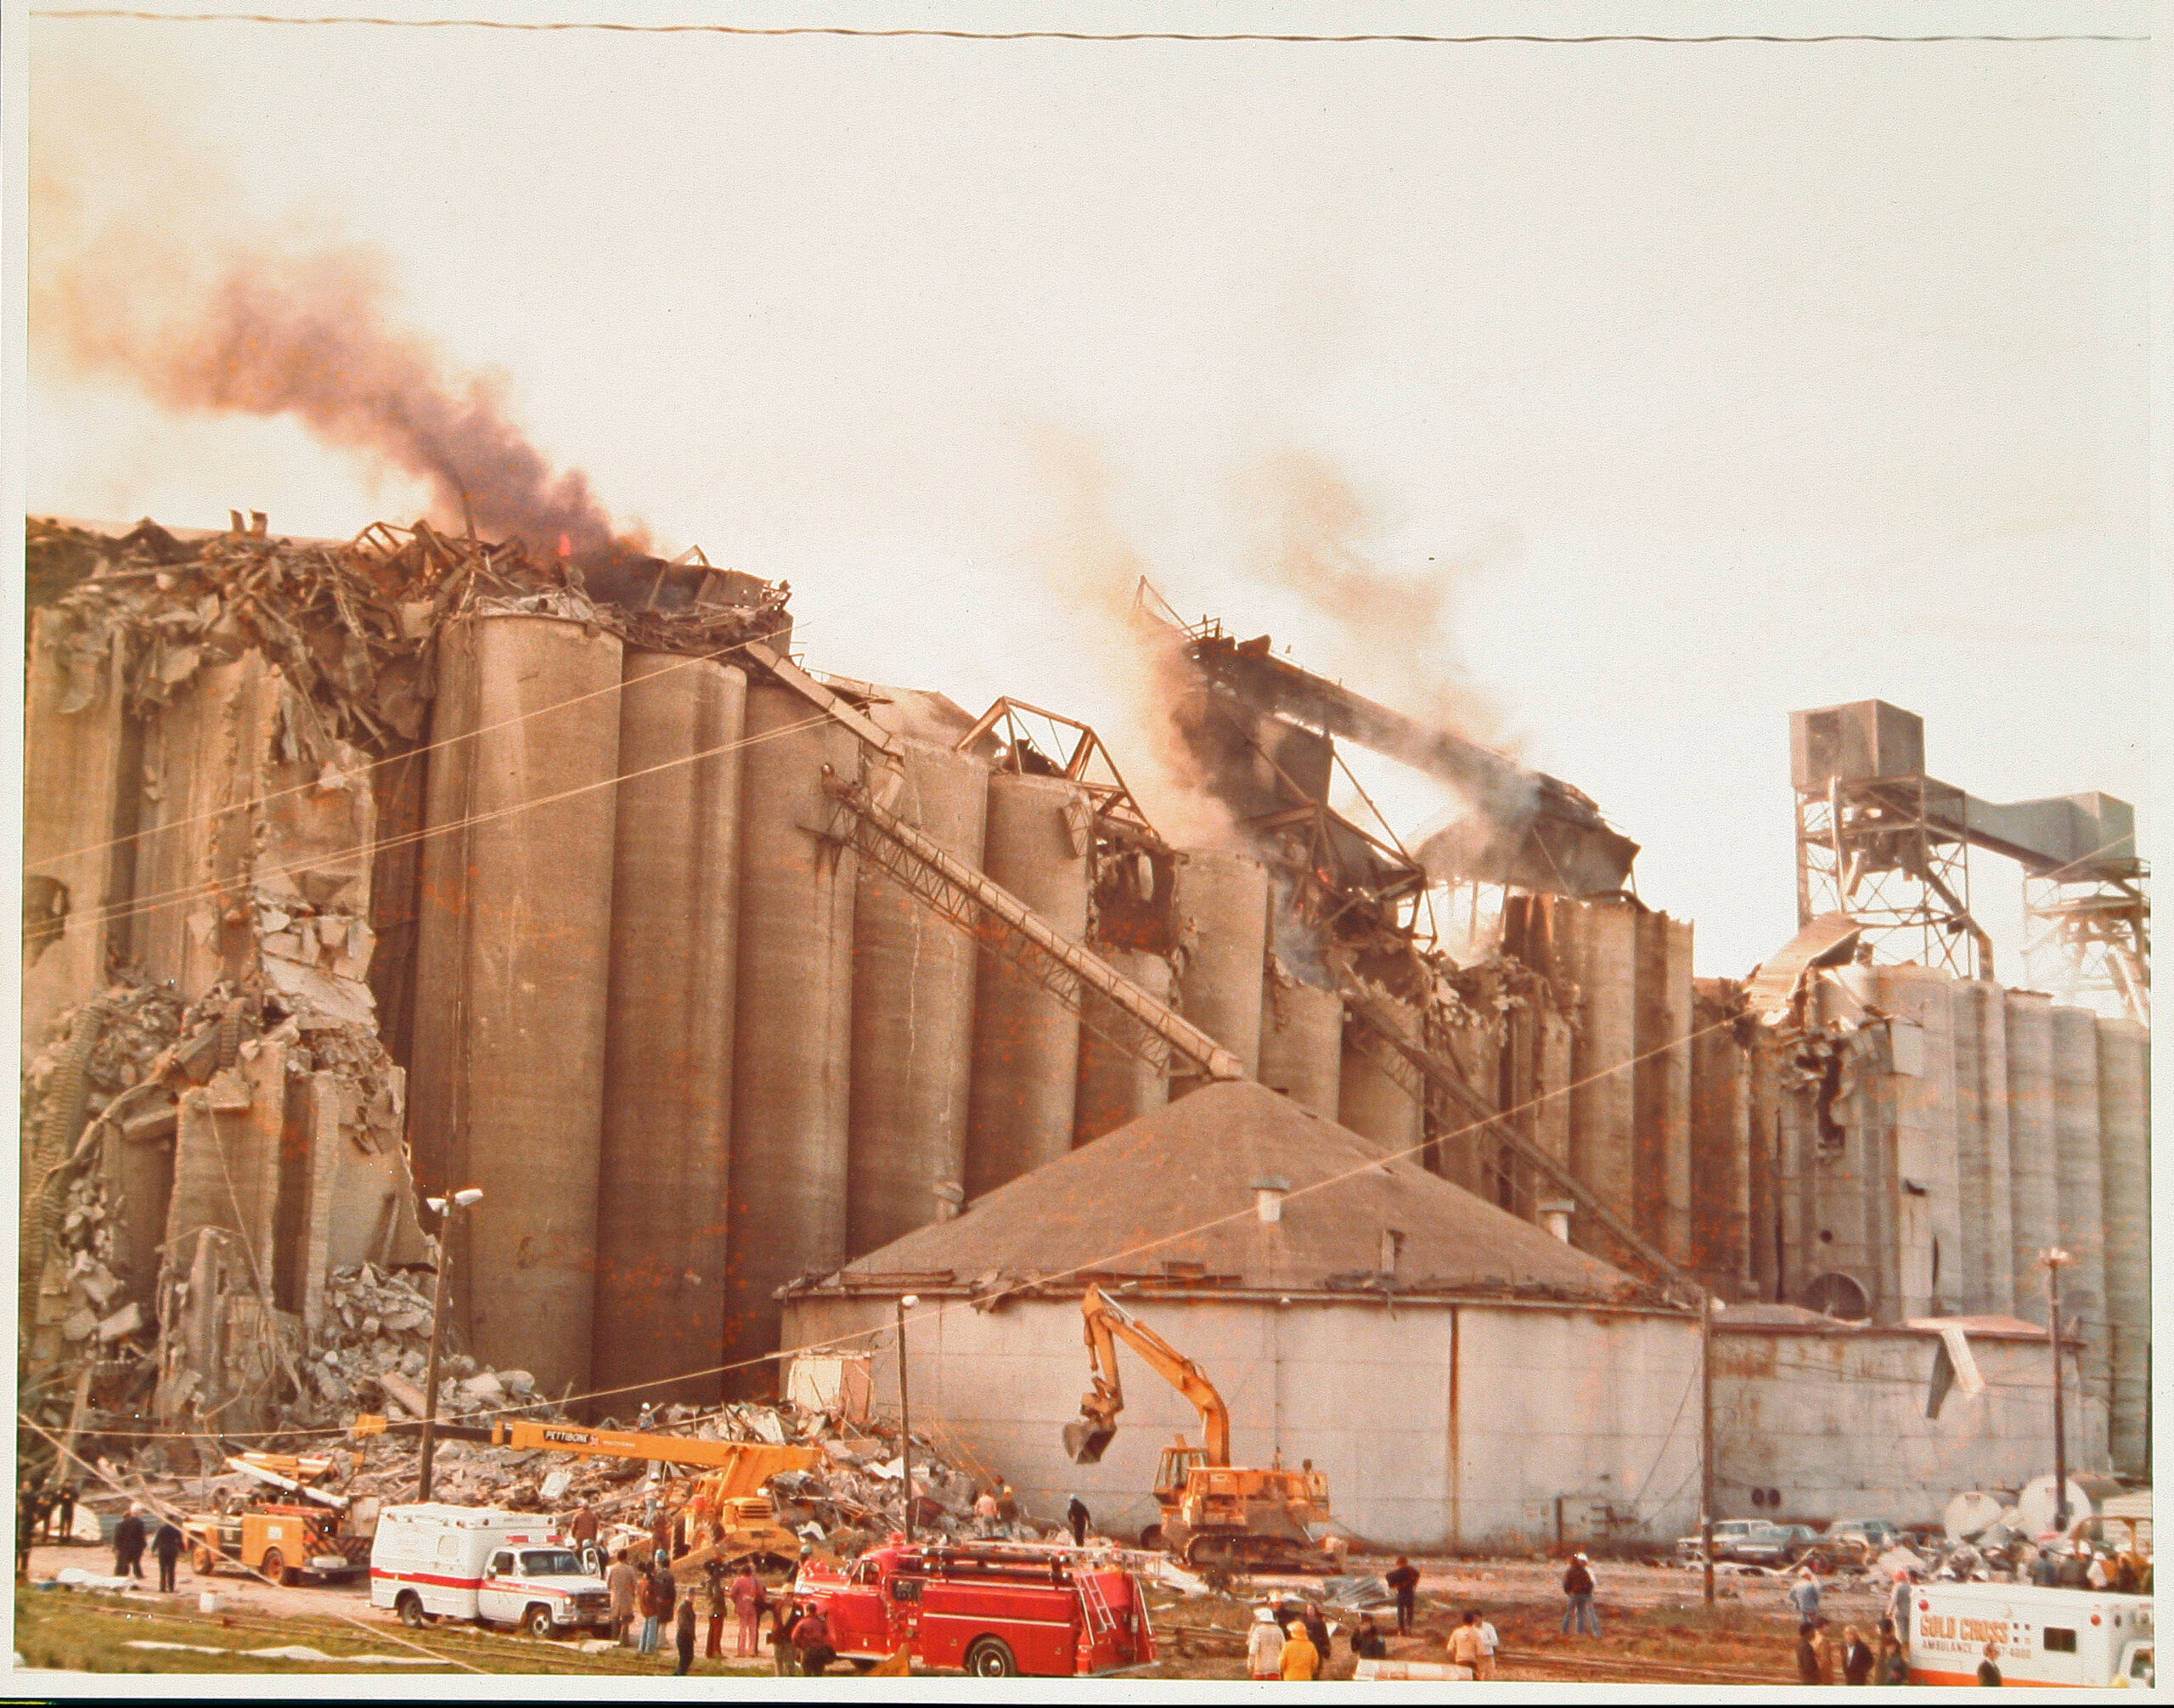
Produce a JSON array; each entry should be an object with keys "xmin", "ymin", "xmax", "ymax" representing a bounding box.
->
[
  {"xmin": 673, "ymin": 1592, "xmax": 697, "ymax": 1676},
  {"xmin": 15, "ymin": 1483, "xmax": 39, "ymax": 1580},
  {"xmin": 1788, "ymin": 1566, "xmax": 1822, "ymax": 1626},
  {"xmin": 1386, "ymin": 1555, "xmax": 1420, "ymax": 1636},
  {"xmin": 606, "ymin": 1549, "xmax": 638, "ymax": 1645},
  {"xmin": 51, "ymin": 1483, "xmax": 76, "ymax": 1544},
  {"xmin": 636, "ymin": 1560, "xmax": 664, "ymax": 1656},
  {"xmin": 732, "ymin": 1564, "xmax": 766, "ymax": 1658},
  {"xmin": 112, "ymin": 1504, "xmax": 147, "ymax": 1581},
  {"xmin": 1843, "ymin": 1625, "xmax": 1874, "ymax": 1684},
  {"xmin": 1280, "ymin": 1620, "xmax": 1320, "ymax": 1681},
  {"xmin": 1300, "ymin": 1601, "xmax": 1330, "ymax": 1664},
  {"xmin": 1884, "ymin": 1570, "xmax": 1912, "ymax": 1643},
  {"xmin": 1976, "ymin": 1640, "xmax": 2003, "ymax": 1687},
  {"xmin": 1475, "ymin": 1611, "xmax": 1500, "ymax": 1682},
  {"xmin": 771, "ymin": 1597, "xmax": 800, "ymax": 1677},
  {"xmin": 2030, "ymin": 1545, "xmax": 2059, "ymax": 1587},
  {"xmin": 152, "ymin": 1516, "xmax": 184, "ymax": 1593},
  {"xmin": 792, "ymin": 1604, "xmax": 836, "ymax": 1677},
  {"xmin": 1560, "ymin": 1553, "xmax": 1600, "ymax": 1638},
  {"xmin": 1448, "ymin": 1612, "xmax": 1485, "ymax": 1676},
  {"xmin": 1877, "ymin": 1630, "xmax": 1909, "ymax": 1686},
  {"xmin": 1067, "ymin": 1494, "xmax": 1090, "ymax": 1547},
  {"xmin": 1248, "ymin": 1607, "xmax": 1285, "ymax": 1680},
  {"xmin": 972, "ymin": 1488, "xmax": 1000, "ymax": 1536},
  {"xmin": 703, "ymin": 1560, "xmax": 727, "ymax": 1660},
  {"xmin": 1797, "ymin": 1622, "xmax": 1824, "ymax": 1685}
]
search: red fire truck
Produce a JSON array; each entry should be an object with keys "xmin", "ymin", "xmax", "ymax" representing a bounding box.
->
[{"xmin": 794, "ymin": 1538, "xmax": 1158, "ymax": 1677}]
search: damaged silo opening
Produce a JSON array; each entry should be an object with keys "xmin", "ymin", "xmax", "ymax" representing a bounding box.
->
[{"xmin": 17, "ymin": 514, "xmax": 2149, "ymax": 1545}]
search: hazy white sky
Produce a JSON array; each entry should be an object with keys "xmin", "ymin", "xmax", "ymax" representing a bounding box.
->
[{"xmin": 20, "ymin": 0, "xmax": 2154, "ymax": 982}]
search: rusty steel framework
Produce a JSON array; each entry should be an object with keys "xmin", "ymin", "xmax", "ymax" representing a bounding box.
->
[
  {"xmin": 2023, "ymin": 864, "xmax": 2150, "ymax": 1026},
  {"xmin": 955, "ymin": 697, "xmax": 1160, "ymax": 846},
  {"xmin": 1794, "ymin": 775, "xmax": 1987, "ymax": 979}
]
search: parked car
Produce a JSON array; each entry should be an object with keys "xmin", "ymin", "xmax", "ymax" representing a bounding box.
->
[
  {"xmin": 1736, "ymin": 1524, "xmax": 1819, "ymax": 1567},
  {"xmin": 1676, "ymin": 1519, "xmax": 1767, "ymax": 1564},
  {"xmin": 1828, "ymin": 1517, "xmax": 1901, "ymax": 1551}
]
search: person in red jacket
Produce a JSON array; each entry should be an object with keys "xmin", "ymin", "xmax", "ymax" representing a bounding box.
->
[
  {"xmin": 792, "ymin": 1604, "xmax": 836, "ymax": 1677},
  {"xmin": 1560, "ymin": 1553, "xmax": 1600, "ymax": 1637}
]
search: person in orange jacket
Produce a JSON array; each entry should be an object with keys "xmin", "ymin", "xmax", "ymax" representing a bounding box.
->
[{"xmin": 1280, "ymin": 1621, "xmax": 1320, "ymax": 1681}]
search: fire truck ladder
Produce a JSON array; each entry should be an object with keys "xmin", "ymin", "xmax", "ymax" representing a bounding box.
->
[
  {"xmin": 1340, "ymin": 989, "xmax": 1692, "ymax": 1294},
  {"xmin": 820, "ymin": 771, "xmax": 1246, "ymax": 1084},
  {"xmin": 1076, "ymin": 1567, "xmax": 1118, "ymax": 1643}
]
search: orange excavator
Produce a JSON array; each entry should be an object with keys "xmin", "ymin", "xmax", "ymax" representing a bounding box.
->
[
  {"xmin": 353, "ymin": 1413, "xmax": 819, "ymax": 1581},
  {"xmin": 1063, "ymin": 1283, "xmax": 1334, "ymax": 1575}
]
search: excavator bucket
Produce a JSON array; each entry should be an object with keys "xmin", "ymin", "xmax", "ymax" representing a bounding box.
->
[{"xmin": 1063, "ymin": 1420, "xmax": 1115, "ymax": 1464}]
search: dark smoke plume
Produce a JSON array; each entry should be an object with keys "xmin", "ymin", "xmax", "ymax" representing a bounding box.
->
[{"xmin": 31, "ymin": 134, "xmax": 634, "ymax": 555}]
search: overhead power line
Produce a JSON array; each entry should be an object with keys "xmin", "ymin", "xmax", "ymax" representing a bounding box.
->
[{"xmin": 26, "ymin": 11, "xmax": 2149, "ymax": 42}]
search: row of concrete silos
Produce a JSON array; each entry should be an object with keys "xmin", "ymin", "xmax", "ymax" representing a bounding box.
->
[
  {"xmin": 1692, "ymin": 960, "xmax": 2150, "ymax": 1476},
  {"xmin": 398, "ymin": 615, "xmax": 1342, "ymax": 1406}
]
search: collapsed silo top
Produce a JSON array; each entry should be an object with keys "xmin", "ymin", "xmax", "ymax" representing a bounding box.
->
[{"xmin": 798, "ymin": 1079, "xmax": 1654, "ymax": 1305}]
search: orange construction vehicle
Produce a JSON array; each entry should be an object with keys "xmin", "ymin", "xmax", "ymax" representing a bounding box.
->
[
  {"xmin": 352, "ymin": 1413, "xmax": 819, "ymax": 1581},
  {"xmin": 183, "ymin": 1453, "xmax": 378, "ymax": 1586},
  {"xmin": 1063, "ymin": 1283, "xmax": 1333, "ymax": 1575}
]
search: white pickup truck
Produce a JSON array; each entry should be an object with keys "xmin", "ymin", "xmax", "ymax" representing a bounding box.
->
[
  {"xmin": 369, "ymin": 1503, "xmax": 614, "ymax": 1638},
  {"xmin": 1909, "ymin": 1580, "xmax": 2152, "ymax": 1688}
]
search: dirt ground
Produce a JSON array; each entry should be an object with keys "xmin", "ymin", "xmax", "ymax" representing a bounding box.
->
[
  {"xmin": 1141, "ymin": 1553, "xmax": 1891, "ymax": 1683},
  {"xmin": 23, "ymin": 1538, "xmax": 1888, "ymax": 1681}
]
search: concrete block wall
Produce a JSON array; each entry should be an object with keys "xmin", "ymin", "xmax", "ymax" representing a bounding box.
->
[
  {"xmin": 1711, "ymin": 1323, "xmax": 2109, "ymax": 1525},
  {"xmin": 782, "ymin": 1292, "xmax": 1702, "ymax": 1551}
]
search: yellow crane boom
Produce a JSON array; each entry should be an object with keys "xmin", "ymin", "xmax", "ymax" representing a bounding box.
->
[
  {"xmin": 352, "ymin": 1413, "xmax": 818, "ymax": 1493},
  {"xmin": 1063, "ymin": 1282, "xmax": 1231, "ymax": 1466}
]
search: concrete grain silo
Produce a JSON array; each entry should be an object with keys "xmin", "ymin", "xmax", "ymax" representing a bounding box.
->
[
  {"xmin": 1073, "ymin": 947, "xmax": 1173, "ymax": 1145},
  {"xmin": 846, "ymin": 740, "xmax": 987, "ymax": 1255},
  {"xmin": 964, "ymin": 772, "xmax": 1090, "ymax": 1198},
  {"xmin": 1948, "ymin": 979, "xmax": 2015, "ymax": 1317},
  {"xmin": 594, "ymin": 651, "xmax": 746, "ymax": 1407},
  {"xmin": 2049, "ymin": 1005, "xmax": 2108, "ymax": 1397},
  {"xmin": 1258, "ymin": 973, "xmax": 1343, "ymax": 1121},
  {"xmin": 2002, "ymin": 990, "xmax": 2058, "ymax": 1322},
  {"xmin": 408, "ymin": 613, "xmax": 624, "ymax": 1401},
  {"xmin": 1169, "ymin": 849, "xmax": 1268, "ymax": 1085},
  {"xmin": 1338, "ymin": 995, "xmax": 1422, "ymax": 1158},
  {"xmin": 1560, "ymin": 899, "xmax": 1637, "ymax": 1243},
  {"xmin": 2094, "ymin": 1017, "xmax": 2149, "ymax": 1474},
  {"xmin": 723, "ymin": 683, "xmax": 862, "ymax": 1394}
]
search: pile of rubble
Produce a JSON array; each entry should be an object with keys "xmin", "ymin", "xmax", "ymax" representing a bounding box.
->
[{"xmin": 329, "ymin": 1397, "xmax": 1057, "ymax": 1557}]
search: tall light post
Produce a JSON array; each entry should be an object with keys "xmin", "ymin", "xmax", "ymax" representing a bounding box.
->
[
  {"xmin": 897, "ymin": 1294, "xmax": 919, "ymax": 1543},
  {"xmin": 417, "ymin": 1188, "xmax": 484, "ymax": 1503},
  {"xmin": 2042, "ymin": 1248, "xmax": 2072, "ymax": 1532},
  {"xmin": 1700, "ymin": 1289, "xmax": 1722, "ymax": 1605}
]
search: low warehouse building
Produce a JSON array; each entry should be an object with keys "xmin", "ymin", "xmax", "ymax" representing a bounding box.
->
[
  {"xmin": 781, "ymin": 1081, "xmax": 1704, "ymax": 1552},
  {"xmin": 1711, "ymin": 1305, "xmax": 2107, "ymax": 1525}
]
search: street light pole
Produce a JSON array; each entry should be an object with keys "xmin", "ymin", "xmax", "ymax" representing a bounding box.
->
[
  {"xmin": 1701, "ymin": 1288, "xmax": 1718, "ymax": 1605},
  {"xmin": 417, "ymin": 1188, "xmax": 484, "ymax": 1504},
  {"xmin": 2043, "ymin": 1249, "xmax": 2072, "ymax": 1533},
  {"xmin": 898, "ymin": 1294, "xmax": 919, "ymax": 1544}
]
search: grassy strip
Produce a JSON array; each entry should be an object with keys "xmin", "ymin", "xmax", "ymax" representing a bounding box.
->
[{"xmin": 13, "ymin": 1588, "xmax": 783, "ymax": 1677}]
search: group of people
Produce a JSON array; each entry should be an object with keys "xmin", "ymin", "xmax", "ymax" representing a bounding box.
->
[
  {"xmin": 2030, "ymin": 1540, "xmax": 2147, "ymax": 1594},
  {"xmin": 1787, "ymin": 1567, "xmax": 1911, "ymax": 1686},
  {"xmin": 1241, "ymin": 1563, "xmax": 1455, "ymax": 1683},
  {"xmin": 600, "ymin": 1547, "xmax": 838, "ymax": 1677}
]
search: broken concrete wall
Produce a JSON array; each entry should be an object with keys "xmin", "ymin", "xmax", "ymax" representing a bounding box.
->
[{"xmin": 21, "ymin": 612, "xmax": 133, "ymax": 1061}]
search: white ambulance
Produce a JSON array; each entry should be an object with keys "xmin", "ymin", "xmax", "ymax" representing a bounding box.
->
[
  {"xmin": 1909, "ymin": 1581, "xmax": 2153, "ymax": 1688},
  {"xmin": 369, "ymin": 1503, "xmax": 614, "ymax": 1638}
]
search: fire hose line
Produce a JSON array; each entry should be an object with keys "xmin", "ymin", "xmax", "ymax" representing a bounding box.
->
[
  {"xmin": 51, "ymin": 1010, "xmax": 1741, "ymax": 1446},
  {"xmin": 67, "ymin": 707, "xmax": 840, "ymax": 936}
]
